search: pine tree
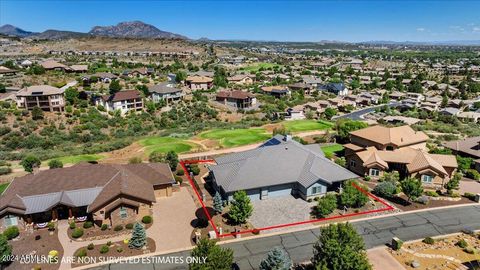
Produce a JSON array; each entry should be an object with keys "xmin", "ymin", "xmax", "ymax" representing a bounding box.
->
[
  {"xmin": 227, "ymin": 190, "xmax": 253, "ymax": 224},
  {"xmin": 213, "ymin": 192, "xmax": 223, "ymax": 214},
  {"xmin": 0, "ymin": 234, "xmax": 12, "ymax": 265},
  {"xmin": 128, "ymin": 222, "xmax": 146, "ymax": 249},
  {"xmin": 190, "ymin": 238, "xmax": 233, "ymax": 270},
  {"xmin": 259, "ymin": 247, "xmax": 292, "ymax": 270}
]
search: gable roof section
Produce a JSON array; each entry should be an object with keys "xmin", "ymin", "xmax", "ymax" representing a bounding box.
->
[
  {"xmin": 210, "ymin": 135, "xmax": 358, "ymax": 193},
  {"xmin": 350, "ymin": 125, "xmax": 429, "ymax": 147},
  {"xmin": 444, "ymin": 136, "xmax": 480, "ymax": 158}
]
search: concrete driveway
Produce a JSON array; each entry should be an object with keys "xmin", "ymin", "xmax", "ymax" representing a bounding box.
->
[
  {"xmin": 459, "ymin": 179, "xmax": 480, "ymax": 195},
  {"xmin": 150, "ymin": 186, "xmax": 197, "ymax": 251},
  {"xmin": 249, "ymin": 196, "xmax": 316, "ymax": 229}
]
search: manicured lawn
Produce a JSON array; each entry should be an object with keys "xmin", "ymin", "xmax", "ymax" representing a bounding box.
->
[
  {"xmin": 0, "ymin": 183, "xmax": 9, "ymax": 194},
  {"xmin": 320, "ymin": 144, "xmax": 344, "ymax": 156},
  {"xmin": 47, "ymin": 154, "xmax": 105, "ymax": 165},
  {"xmin": 199, "ymin": 128, "xmax": 271, "ymax": 148},
  {"xmin": 282, "ymin": 120, "xmax": 334, "ymax": 132},
  {"xmin": 139, "ymin": 136, "xmax": 196, "ymax": 154},
  {"xmin": 240, "ymin": 62, "xmax": 282, "ymax": 72}
]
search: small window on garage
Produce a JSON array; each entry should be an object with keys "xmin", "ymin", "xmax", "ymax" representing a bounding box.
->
[
  {"xmin": 421, "ymin": 174, "xmax": 434, "ymax": 183},
  {"xmin": 312, "ymin": 186, "xmax": 320, "ymax": 194},
  {"xmin": 119, "ymin": 207, "xmax": 128, "ymax": 219},
  {"xmin": 4, "ymin": 215, "xmax": 18, "ymax": 227}
]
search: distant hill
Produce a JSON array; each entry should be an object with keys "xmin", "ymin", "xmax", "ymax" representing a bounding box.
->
[
  {"xmin": 89, "ymin": 21, "xmax": 187, "ymax": 39},
  {"xmin": 0, "ymin": 24, "xmax": 36, "ymax": 37},
  {"xmin": 31, "ymin": 29, "xmax": 90, "ymax": 40}
]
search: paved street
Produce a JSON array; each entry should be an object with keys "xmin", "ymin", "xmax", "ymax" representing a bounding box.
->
[
  {"xmin": 333, "ymin": 102, "xmax": 400, "ymax": 121},
  {"xmin": 87, "ymin": 204, "xmax": 480, "ymax": 270}
]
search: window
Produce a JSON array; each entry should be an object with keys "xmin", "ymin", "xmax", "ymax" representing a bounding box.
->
[
  {"xmin": 4, "ymin": 215, "xmax": 18, "ymax": 227},
  {"xmin": 369, "ymin": 168, "xmax": 380, "ymax": 176},
  {"xmin": 119, "ymin": 207, "xmax": 128, "ymax": 219},
  {"xmin": 349, "ymin": 160, "xmax": 356, "ymax": 168},
  {"xmin": 386, "ymin": 146, "xmax": 394, "ymax": 151},
  {"xmin": 422, "ymin": 174, "xmax": 434, "ymax": 183},
  {"xmin": 311, "ymin": 186, "xmax": 321, "ymax": 194}
]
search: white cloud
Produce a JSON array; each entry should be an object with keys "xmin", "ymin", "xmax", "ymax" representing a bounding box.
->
[
  {"xmin": 450, "ymin": 25, "xmax": 465, "ymax": 32},
  {"xmin": 473, "ymin": 26, "xmax": 480, "ymax": 32},
  {"xmin": 416, "ymin": 27, "xmax": 426, "ymax": 32}
]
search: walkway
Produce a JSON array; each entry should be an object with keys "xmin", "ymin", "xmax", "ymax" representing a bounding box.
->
[{"xmin": 367, "ymin": 247, "xmax": 406, "ymax": 270}]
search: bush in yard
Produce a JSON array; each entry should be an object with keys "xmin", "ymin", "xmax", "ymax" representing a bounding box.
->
[
  {"xmin": 3, "ymin": 226, "xmax": 19, "ymax": 240},
  {"xmin": 117, "ymin": 247, "xmax": 123, "ymax": 253},
  {"xmin": 101, "ymin": 224, "xmax": 108, "ymax": 230},
  {"xmin": 373, "ymin": 181, "xmax": 397, "ymax": 198},
  {"xmin": 69, "ymin": 222, "xmax": 76, "ymax": 229},
  {"xmin": 174, "ymin": 175, "xmax": 183, "ymax": 184},
  {"xmin": 189, "ymin": 164, "xmax": 200, "ymax": 176},
  {"xmin": 20, "ymin": 155, "xmax": 41, "ymax": 173},
  {"xmin": 87, "ymin": 243, "xmax": 94, "ymax": 250},
  {"xmin": 83, "ymin": 221, "xmax": 93, "ymax": 229},
  {"xmin": 312, "ymin": 223, "xmax": 371, "ymax": 269},
  {"xmin": 259, "ymin": 247, "xmax": 292, "ymax": 270},
  {"xmin": 71, "ymin": 228, "xmax": 84, "ymax": 239},
  {"xmin": 126, "ymin": 223, "xmax": 134, "ymax": 229},
  {"xmin": 228, "ymin": 190, "xmax": 253, "ymax": 224},
  {"xmin": 176, "ymin": 169, "xmax": 185, "ymax": 176},
  {"xmin": 339, "ymin": 180, "xmax": 368, "ymax": 208},
  {"xmin": 425, "ymin": 190, "xmax": 439, "ymax": 197},
  {"xmin": 445, "ymin": 172, "xmax": 462, "ymax": 192},
  {"xmin": 48, "ymin": 159, "xmax": 63, "ymax": 169},
  {"xmin": 213, "ymin": 191, "xmax": 223, "ymax": 214},
  {"xmin": 148, "ymin": 151, "xmax": 165, "ymax": 163},
  {"xmin": 314, "ymin": 193, "xmax": 337, "ymax": 218},
  {"xmin": 142, "ymin": 215, "xmax": 153, "ymax": 224},
  {"xmin": 401, "ymin": 177, "xmax": 424, "ymax": 202},
  {"xmin": 190, "ymin": 238, "xmax": 233, "ymax": 270},
  {"xmin": 464, "ymin": 192, "xmax": 476, "ymax": 201},
  {"xmin": 466, "ymin": 169, "xmax": 480, "ymax": 180},
  {"xmin": 423, "ymin": 237, "xmax": 435, "ymax": 244},
  {"xmin": 47, "ymin": 221, "xmax": 55, "ymax": 231},
  {"xmin": 0, "ymin": 167, "xmax": 12, "ymax": 175},
  {"xmin": 75, "ymin": 248, "xmax": 87, "ymax": 258},
  {"xmin": 457, "ymin": 239, "xmax": 468, "ymax": 248},
  {"xmin": 99, "ymin": 245, "xmax": 109, "ymax": 254},
  {"xmin": 129, "ymin": 223, "xmax": 147, "ymax": 249},
  {"xmin": 165, "ymin": 151, "xmax": 179, "ymax": 171},
  {"xmin": 0, "ymin": 234, "xmax": 12, "ymax": 265},
  {"xmin": 114, "ymin": 225, "xmax": 123, "ymax": 231}
]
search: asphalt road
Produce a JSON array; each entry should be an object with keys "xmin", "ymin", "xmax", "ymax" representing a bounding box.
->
[
  {"xmin": 333, "ymin": 102, "xmax": 400, "ymax": 121},
  {"xmin": 88, "ymin": 204, "xmax": 480, "ymax": 270}
]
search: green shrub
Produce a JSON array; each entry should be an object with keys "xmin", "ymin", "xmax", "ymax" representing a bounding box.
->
[
  {"xmin": 423, "ymin": 237, "xmax": 435, "ymax": 244},
  {"xmin": 464, "ymin": 192, "xmax": 476, "ymax": 201},
  {"xmin": 87, "ymin": 243, "xmax": 94, "ymax": 250},
  {"xmin": 142, "ymin": 215, "xmax": 153, "ymax": 224},
  {"xmin": 117, "ymin": 247, "xmax": 123, "ymax": 253},
  {"xmin": 457, "ymin": 239, "xmax": 468, "ymax": 248},
  {"xmin": 174, "ymin": 175, "xmax": 183, "ymax": 184},
  {"xmin": 69, "ymin": 222, "xmax": 76, "ymax": 229},
  {"xmin": 392, "ymin": 238, "xmax": 403, "ymax": 251},
  {"xmin": 314, "ymin": 193, "xmax": 338, "ymax": 218},
  {"xmin": 75, "ymin": 248, "xmax": 87, "ymax": 258},
  {"xmin": 101, "ymin": 224, "xmax": 108, "ymax": 231},
  {"xmin": 466, "ymin": 169, "xmax": 480, "ymax": 180},
  {"xmin": 176, "ymin": 169, "xmax": 185, "ymax": 176},
  {"xmin": 83, "ymin": 221, "xmax": 93, "ymax": 229},
  {"xmin": 3, "ymin": 226, "xmax": 19, "ymax": 240},
  {"xmin": 113, "ymin": 225, "xmax": 123, "ymax": 231},
  {"xmin": 71, "ymin": 228, "xmax": 84, "ymax": 239},
  {"xmin": 47, "ymin": 221, "xmax": 55, "ymax": 231},
  {"xmin": 107, "ymin": 241, "xmax": 112, "ymax": 246},
  {"xmin": 125, "ymin": 223, "xmax": 134, "ymax": 229},
  {"xmin": 99, "ymin": 245, "xmax": 109, "ymax": 254},
  {"xmin": 189, "ymin": 165, "xmax": 200, "ymax": 175},
  {"xmin": 425, "ymin": 190, "xmax": 439, "ymax": 197},
  {"xmin": 373, "ymin": 181, "xmax": 397, "ymax": 198},
  {"xmin": 464, "ymin": 247, "xmax": 477, "ymax": 254},
  {"xmin": 0, "ymin": 167, "xmax": 12, "ymax": 175}
]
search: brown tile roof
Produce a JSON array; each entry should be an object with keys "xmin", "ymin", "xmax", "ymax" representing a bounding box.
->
[
  {"xmin": 444, "ymin": 136, "xmax": 480, "ymax": 159},
  {"xmin": 217, "ymin": 90, "xmax": 254, "ymax": 100},
  {"xmin": 17, "ymin": 85, "xmax": 64, "ymax": 96},
  {"xmin": 104, "ymin": 90, "xmax": 142, "ymax": 102},
  {"xmin": 186, "ymin": 75, "xmax": 213, "ymax": 83},
  {"xmin": 0, "ymin": 163, "xmax": 174, "ymax": 215},
  {"xmin": 350, "ymin": 125, "xmax": 429, "ymax": 147}
]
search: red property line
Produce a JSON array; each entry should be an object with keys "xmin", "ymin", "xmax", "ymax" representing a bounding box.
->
[{"xmin": 180, "ymin": 160, "xmax": 394, "ymax": 238}]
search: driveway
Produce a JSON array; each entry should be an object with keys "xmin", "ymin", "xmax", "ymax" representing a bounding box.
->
[
  {"xmin": 249, "ymin": 196, "xmax": 316, "ymax": 229},
  {"xmin": 150, "ymin": 186, "xmax": 197, "ymax": 251},
  {"xmin": 459, "ymin": 179, "xmax": 480, "ymax": 195}
]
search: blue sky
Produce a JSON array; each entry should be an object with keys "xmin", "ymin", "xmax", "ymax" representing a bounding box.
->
[{"xmin": 1, "ymin": 1, "xmax": 480, "ymax": 42}]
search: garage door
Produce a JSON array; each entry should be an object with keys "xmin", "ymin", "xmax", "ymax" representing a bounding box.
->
[
  {"xmin": 246, "ymin": 189, "xmax": 261, "ymax": 201},
  {"xmin": 268, "ymin": 184, "xmax": 293, "ymax": 198}
]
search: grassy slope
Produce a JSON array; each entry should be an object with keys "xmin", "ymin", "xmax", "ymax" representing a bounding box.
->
[
  {"xmin": 0, "ymin": 183, "xmax": 9, "ymax": 194},
  {"xmin": 199, "ymin": 128, "xmax": 271, "ymax": 148},
  {"xmin": 320, "ymin": 144, "xmax": 344, "ymax": 156},
  {"xmin": 45, "ymin": 154, "xmax": 105, "ymax": 165}
]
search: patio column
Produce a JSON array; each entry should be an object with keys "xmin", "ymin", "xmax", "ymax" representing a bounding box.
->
[
  {"xmin": 68, "ymin": 208, "xmax": 73, "ymax": 218},
  {"xmin": 52, "ymin": 209, "xmax": 57, "ymax": 221}
]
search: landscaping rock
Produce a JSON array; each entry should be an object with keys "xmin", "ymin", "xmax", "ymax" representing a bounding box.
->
[{"xmin": 411, "ymin": 260, "xmax": 420, "ymax": 268}]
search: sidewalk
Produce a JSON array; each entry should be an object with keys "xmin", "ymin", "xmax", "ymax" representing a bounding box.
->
[{"xmin": 367, "ymin": 247, "xmax": 406, "ymax": 270}]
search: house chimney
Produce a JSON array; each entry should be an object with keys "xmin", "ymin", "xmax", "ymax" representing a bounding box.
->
[{"xmin": 285, "ymin": 134, "xmax": 292, "ymax": 142}]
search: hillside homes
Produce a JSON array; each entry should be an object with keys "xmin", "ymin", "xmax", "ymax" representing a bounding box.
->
[
  {"xmin": 15, "ymin": 85, "xmax": 65, "ymax": 112},
  {"xmin": 96, "ymin": 90, "xmax": 144, "ymax": 115},
  {"xmin": 344, "ymin": 125, "xmax": 457, "ymax": 189}
]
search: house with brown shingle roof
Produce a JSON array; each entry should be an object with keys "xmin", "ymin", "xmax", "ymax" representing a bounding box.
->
[
  {"xmin": 344, "ymin": 125, "xmax": 457, "ymax": 189},
  {"xmin": 95, "ymin": 90, "xmax": 144, "ymax": 115},
  {"xmin": 227, "ymin": 74, "xmax": 254, "ymax": 85},
  {"xmin": 0, "ymin": 163, "xmax": 175, "ymax": 229},
  {"xmin": 216, "ymin": 90, "xmax": 256, "ymax": 109},
  {"xmin": 185, "ymin": 76, "xmax": 213, "ymax": 90},
  {"xmin": 15, "ymin": 85, "xmax": 66, "ymax": 112}
]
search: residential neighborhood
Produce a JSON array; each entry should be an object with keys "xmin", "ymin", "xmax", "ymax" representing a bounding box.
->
[{"xmin": 1, "ymin": 1, "xmax": 480, "ymax": 270}]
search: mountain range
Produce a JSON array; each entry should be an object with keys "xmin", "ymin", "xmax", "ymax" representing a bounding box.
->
[{"xmin": 0, "ymin": 21, "xmax": 187, "ymax": 40}]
